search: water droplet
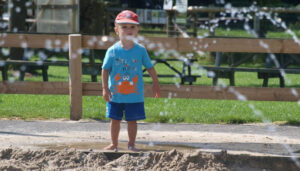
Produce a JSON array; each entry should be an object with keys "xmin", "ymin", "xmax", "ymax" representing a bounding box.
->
[
  {"xmin": 21, "ymin": 41, "xmax": 27, "ymax": 48},
  {"xmin": 77, "ymin": 48, "xmax": 83, "ymax": 55},
  {"xmin": 0, "ymin": 60, "xmax": 5, "ymax": 66},
  {"xmin": 24, "ymin": 50, "xmax": 34, "ymax": 59},
  {"xmin": 1, "ymin": 48, "xmax": 9, "ymax": 56},
  {"xmin": 15, "ymin": 7, "xmax": 21, "ymax": 13},
  {"xmin": 63, "ymin": 43, "xmax": 69, "ymax": 52},
  {"xmin": 207, "ymin": 71, "xmax": 215, "ymax": 78},
  {"xmin": 38, "ymin": 51, "xmax": 47, "ymax": 61},
  {"xmin": 148, "ymin": 142, "xmax": 154, "ymax": 147},
  {"xmin": 101, "ymin": 36, "xmax": 108, "ymax": 42},
  {"xmin": 55, "ymin": 39, "xmax": 61, "ymax": 46},
  {"xmin": 8, "ymin": 77, "xmax": 16, "ymax": 83},
  {"xmin": 51, "ymin": 57, "xmax": 58, "ymax": 62},
  {"xmin": 45, "ymin": 39, "xmax": 53, "ymax": 49},
  {"xmin": 148, "ymin": 43, "xmax": 155, "ymax": 49},
  {"xmin": 225, "ymin": 3, "xmax": 232, "ymax": 10},
  {"xmin": 25, "ymin": 2, "xmax": 32, "ymax": 7},
  {"xmin": 88, "ymin": 40, "xmax": 94, "ymax": 46},
  {"xmin": 13, "ymin": 70, "xmax": 21, "ymax": 78},
  {"xmin": 98, "ymin": 41, "xmax": 104, "ymax": 46},
  {"xmin": 168, "ymin": 92, "xmax": 172, "ymax": 99},
  {"xmin": 36, "ymin": 60, "xmax": 43, "ymax": 66}
]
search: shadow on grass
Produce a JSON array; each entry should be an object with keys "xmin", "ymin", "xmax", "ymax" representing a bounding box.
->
[
  {"xmin": 224, "ymin": 118, "xmax": 300, "ymax": 126},
  {"xmin": 286, "ymin": 120, "xmax": 300, "ymax": 126},
  {"xmin": 222, "ymin": 116, "xmax": 258, "ymax": 124}
]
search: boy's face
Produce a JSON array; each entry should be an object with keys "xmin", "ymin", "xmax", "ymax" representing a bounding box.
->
[{"xmin": 115, "ymin": 23, "xmax": 139, "ymax": 40}]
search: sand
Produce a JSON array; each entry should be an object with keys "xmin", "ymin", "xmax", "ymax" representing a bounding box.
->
[
  {"xmin": 0, "ymin": 120, "xmax": 300, "ymax": 170},
  {"xmin": 0, "ymin": 148, "xmax": 231, "ymax": 170}
]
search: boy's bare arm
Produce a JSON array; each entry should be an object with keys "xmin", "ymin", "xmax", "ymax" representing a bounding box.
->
[
  {"xmin": 101, "ymin": 69, "xmax": 112, "ymax": 101},
  {"xmin": 147, "ymin": 67, "xmax": 160, "ymax": 98}
]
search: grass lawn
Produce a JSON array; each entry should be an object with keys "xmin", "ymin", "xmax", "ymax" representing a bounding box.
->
[
  {"xmin": 0, "ymin": 94, "xmax": 299, "ymax": 125},
  {"xmin": 0, "ymin": 59, "xmax": 300, "ymax": 125}
]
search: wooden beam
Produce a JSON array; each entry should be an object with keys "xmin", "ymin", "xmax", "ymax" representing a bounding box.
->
[
  {"xmin": 144, "ymin": 84, "xmax": 300, "ymax": 102},
  {"xmin": 1, "ymin": 82, "xmax": 299, "ymax": 101},
  {"xmin": 1, "ymin": 34, "xmax": 300, "ymax": 54},
  {"xmin": 0, "ymin": 81, "xmax": 68, "ymax": 94},
  {"xmin": 84, "ymin": 83, "xmax": 300, "ymax": 102},
  {"xmin": 0, "ymin": 33, "xmax": 68, "ymax": 49},
  {"xmin": 140, "ymin": 37, "xmax": 179, "ymax": 51},
  {"xmin": 82, "ymin": 82, "xmax": 101, "ymax": 96},
  {"xmin": 69, "ymin": 34, "xmax": 82, "ymax": 120},
  {"xmin": 82, "ymin": 35, "xmax": 115, "ymax": 50},
  {"xmin": 81, "ymin": 36, "xmax": 300, "ymax": 54},
  {"xmin": 177, "ymin": 38, "xmax": 300, "ymax": 54}
]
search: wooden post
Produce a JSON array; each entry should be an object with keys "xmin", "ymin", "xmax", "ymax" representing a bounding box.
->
[{"xmin": 69, "ymin": 34, "xmax": 82, "ymax": 120}]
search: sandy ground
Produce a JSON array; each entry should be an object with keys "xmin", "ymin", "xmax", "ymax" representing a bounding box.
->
[{"xmin": 0, "ymin": 119, "xmax": 300, "ymax": 170}]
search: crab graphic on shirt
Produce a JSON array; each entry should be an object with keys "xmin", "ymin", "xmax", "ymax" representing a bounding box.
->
[{"xmin": 113, "ymin": 73, "xmax": 139, "ymax": 95}]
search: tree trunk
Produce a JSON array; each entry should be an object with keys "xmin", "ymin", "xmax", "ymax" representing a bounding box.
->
[
  {"xmin": 80, "ymin": 0, "xmax": 105, "ymax": 35},
  {"xmin": 9, "ymin": 0, "xmax": 27, "ymax": 60}
]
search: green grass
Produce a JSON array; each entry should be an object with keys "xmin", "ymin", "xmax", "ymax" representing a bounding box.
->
[
  {"xmin": 0, "ymin": 94, "xmax": 299, "ymax": 125},
  {"xmin": 145, "ymin": 98, "xmax": 300, "ymax": 124},
  {"xmin": 1, "ymin": 61, "xmax": 300, "ymax": 124}
]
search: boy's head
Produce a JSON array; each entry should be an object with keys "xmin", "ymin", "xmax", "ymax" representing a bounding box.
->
[{"xmin": 114, "ymin": 10, "xmax": 140, "ymax": 40}]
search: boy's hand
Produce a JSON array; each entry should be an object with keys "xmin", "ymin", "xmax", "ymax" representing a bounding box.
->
[
  {"xmin": 147, "ymin": 67, "xmax": 160, "ymax": 98},
  {"xmin": 152, "ymin": 83, "xmax": 160, "ymax": 98},
  {"xmin": 103, "ymin": 88, "xmax": 112, "ymax": 102}
]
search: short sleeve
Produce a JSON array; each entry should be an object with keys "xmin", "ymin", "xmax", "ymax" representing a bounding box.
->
[
  {"xmin": 102, "ymin": 48, "xmax": 113, "ymax": 70},
  {"xmin": 142, "ymin": 48, "xmax": 153, "ymax": 69}
]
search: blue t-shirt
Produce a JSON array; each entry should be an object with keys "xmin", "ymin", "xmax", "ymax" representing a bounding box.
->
[{"xmin": 102, "ymin": 41, "xmax": 153, "ymax": 103}]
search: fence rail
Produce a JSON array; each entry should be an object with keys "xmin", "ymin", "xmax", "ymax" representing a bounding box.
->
[
  {"xmin": 1, "ymin": 33, "xmax": 300, "ymax": 53},
  {"xmin": 1, "ymin": 33, "xmax": 300, "ymax": 120},
  {"xmin": 0, "ymin": 81, "xmax": 299, "ymax": 102}
]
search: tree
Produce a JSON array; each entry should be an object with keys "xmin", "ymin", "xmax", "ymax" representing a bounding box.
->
[{"xmin": 9, "ymin": 0, "xmax": 27, "ymax": 60}]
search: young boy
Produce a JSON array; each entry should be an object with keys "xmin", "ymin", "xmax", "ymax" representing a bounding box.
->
[{"xmin": 102, "ymin": 10, "xmax": 160, "ymax": 152}]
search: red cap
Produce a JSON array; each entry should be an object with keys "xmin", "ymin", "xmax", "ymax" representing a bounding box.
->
[{"xmin": 115, "ymin": 10, "xmax": 139, "ymax": 25}]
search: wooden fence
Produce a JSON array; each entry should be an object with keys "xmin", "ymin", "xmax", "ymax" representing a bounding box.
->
[{"xmin": 1, "ymin": 33, "xmax": 300, "ymax": 120}]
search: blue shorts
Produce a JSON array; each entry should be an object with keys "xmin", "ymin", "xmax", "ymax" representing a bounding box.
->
[{"xmin": 106, "ymin": 102, "xmax": 146, "ymax": 121}]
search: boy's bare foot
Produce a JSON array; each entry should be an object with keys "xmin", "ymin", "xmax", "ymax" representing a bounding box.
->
[
  {"xmin": 128, "ymin": 145, "xmax": 139, "ymax": 152},
  {"xmin": 104, "ymin": 144, "xmax": 118, "ymax": 152}
]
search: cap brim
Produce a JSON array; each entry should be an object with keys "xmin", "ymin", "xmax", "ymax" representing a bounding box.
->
[{"xmin": 115, "ymin": 19, "xmax": 139, "ymax": 25}]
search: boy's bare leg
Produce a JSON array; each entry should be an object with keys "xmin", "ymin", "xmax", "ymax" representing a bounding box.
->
[
  {"xmin": 127, "ymin": 121, "xmax": 137, "ymax": 148},
  {"xmin": 104, "ymin": 119, "xmax": 120, "ymax": 150}
]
